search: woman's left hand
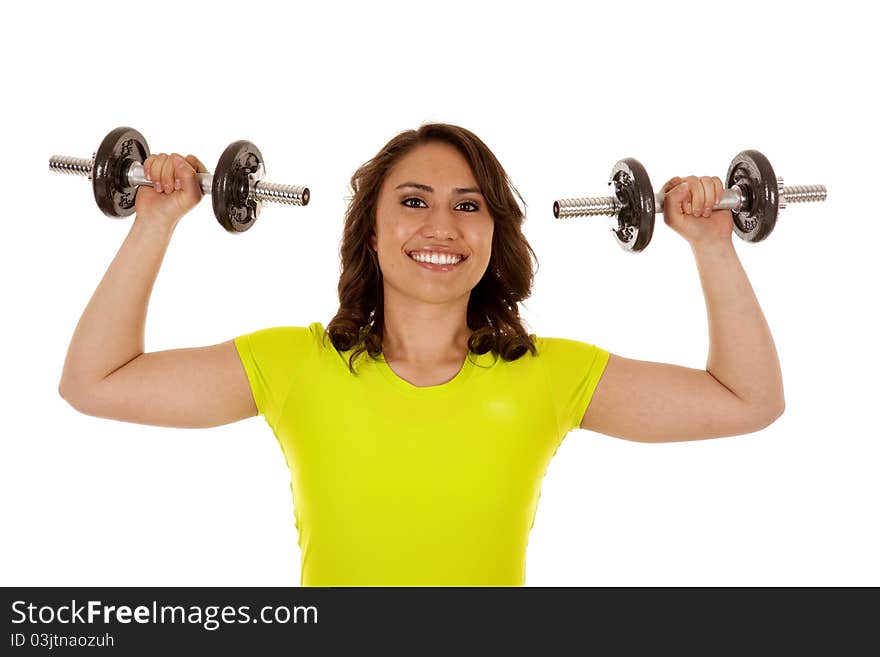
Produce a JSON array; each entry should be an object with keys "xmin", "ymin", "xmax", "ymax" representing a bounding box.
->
[{"xmin": 660, "ymin": 175, "xmax": 733, "ymax": 249}]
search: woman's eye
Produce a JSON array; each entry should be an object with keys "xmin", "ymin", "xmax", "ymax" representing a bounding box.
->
[{"xmin": 401, "ymin": 198, "xmax": 479, "ymax": 212}]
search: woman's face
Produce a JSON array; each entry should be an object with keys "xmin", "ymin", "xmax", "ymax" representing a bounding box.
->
[{"xmin": 370, "ymin": 141, "xmax": 494, "ymax": 305}]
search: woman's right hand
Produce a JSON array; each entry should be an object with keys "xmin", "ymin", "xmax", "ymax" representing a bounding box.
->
[{"xmin": 135, "ymin": 152, "xmax": 208, "ymax": 231}]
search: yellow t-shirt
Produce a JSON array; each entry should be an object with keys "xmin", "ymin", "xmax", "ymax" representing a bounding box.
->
[{"xmin": 234, "ymin": 322, "xmax": 609, "ymax": 586}]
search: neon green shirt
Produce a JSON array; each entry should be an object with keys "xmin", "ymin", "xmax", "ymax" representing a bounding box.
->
[{"xmin": 234, "ymin": 322, "xmax": 609, "ymax": 586}]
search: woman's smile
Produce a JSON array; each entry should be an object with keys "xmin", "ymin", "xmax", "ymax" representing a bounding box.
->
[{"xmin": 407, "ymin": 251, "xmax": 468, "ymax": 273}]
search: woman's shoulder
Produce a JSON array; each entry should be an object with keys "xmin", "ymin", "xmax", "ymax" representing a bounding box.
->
[
  {"xmin": 235, "ymin": 322, "xmax": 326, "ymax": 355},
  {"xmin": 528, "ymin": 333, "xmax": 607, "ymax": 367}
]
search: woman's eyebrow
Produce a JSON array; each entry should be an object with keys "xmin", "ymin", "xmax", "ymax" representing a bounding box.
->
[{"xmin": 395, "ymin": 182, "xmax": 483, "ymax": 195}]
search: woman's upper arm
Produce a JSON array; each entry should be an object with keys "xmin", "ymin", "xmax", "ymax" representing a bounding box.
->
[
  {"xmin": 61, "ymin": 340, "xmax": 257, "ymax": 428},
  {"xmin": 579, "ymin": 353, "xmax": 780, "ymax": 442}
]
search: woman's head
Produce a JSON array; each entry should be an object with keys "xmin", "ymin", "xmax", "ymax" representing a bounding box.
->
[
  {"xmin": 370, "ymin": 140, "xmax": 494, "ymax": 313},
  {"xmin": 326, "ymin": 123, "xmax": 538, "ymax": 372}
]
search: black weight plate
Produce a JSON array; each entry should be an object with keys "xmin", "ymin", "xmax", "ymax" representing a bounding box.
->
[
  {"xmin": 92, "ymin": 127, "xmax": 149, "ymax": 218},
  {"xmin": 212, "ymin": 140, "xmax": 263, "ymax": 233},
  {"xmin": 610, "ymin": 157, "xmax": 655, "ymax": 253},
  {"xmin": 726, "ymin": 149, "xmax": 778, "ymax": 243}
]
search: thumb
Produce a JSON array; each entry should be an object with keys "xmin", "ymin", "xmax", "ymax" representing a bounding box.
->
[{"xmin": 185, "ymin": 154, "xmax": 208, "ymax": 174}]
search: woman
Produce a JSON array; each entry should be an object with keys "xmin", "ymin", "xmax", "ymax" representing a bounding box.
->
[{"xmin": 59, "ymin": 123, "xmax": 785, "ymax": 586}]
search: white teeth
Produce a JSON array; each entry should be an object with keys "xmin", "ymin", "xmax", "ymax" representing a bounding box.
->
[{"xmin": 409, "ymin": 252, "xmax": 463, "ymax": 265}]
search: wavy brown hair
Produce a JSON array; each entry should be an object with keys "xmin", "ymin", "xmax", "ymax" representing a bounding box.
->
[{"xmin": 324, "ymin": 123, "xmax": 539, "ymax": 374}]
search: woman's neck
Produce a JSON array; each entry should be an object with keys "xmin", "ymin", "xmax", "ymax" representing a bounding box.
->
[{"xmin": 381, "ymin": 304, "xmax": 471, "ymax": 364}]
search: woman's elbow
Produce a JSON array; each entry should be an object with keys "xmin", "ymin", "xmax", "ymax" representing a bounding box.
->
[
  {"xmin": 58, "ymin": 382, "xmax": 99, "ymax": 416},
  {"xmin": 754, "ymin": 399, "xmax": 785, "ymax": 431}
]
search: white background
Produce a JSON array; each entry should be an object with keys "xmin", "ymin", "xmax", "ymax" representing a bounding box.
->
[{"xmin": 2, "ymin": 0, "xmax": 877, "ymax": 586}]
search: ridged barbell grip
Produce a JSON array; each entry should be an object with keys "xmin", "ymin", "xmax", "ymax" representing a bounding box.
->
[
  {"xmin": 552, "ymin": 196, "xmax": 623, "ymax": 218},
  {"xmin": 779, "ymin": 185, "xmax": 827, "ymax": 204},
  {"xmin": 48, "ymin": 155, "xmax": 93, "ymax": 176},
  {"xmin": 553, "ymin": 184, "xmax": 827, "ymax": 219},
  {"xmin": 48, "ymin": 155, "xmax": 310, "ymax": 207},
  {"xmin": 251, "ymin": 181, "xmax": 310, "ymax": 206}
]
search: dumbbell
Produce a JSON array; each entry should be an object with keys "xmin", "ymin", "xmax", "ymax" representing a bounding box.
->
[
  {"xmin": 552, "ymin": 150, "xmax": 827, "ymax": 252},
  {"xmin": 49, "ymin": 126, "xmax": 310, "ymax": 232}
]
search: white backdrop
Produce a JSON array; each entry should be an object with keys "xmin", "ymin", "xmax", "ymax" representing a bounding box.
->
[{"xmin": 2, "ymin": 0, "xmax": 876, "ymax": 586}]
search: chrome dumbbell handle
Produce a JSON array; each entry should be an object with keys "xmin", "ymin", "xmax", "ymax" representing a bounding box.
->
[
  {"xmin": 48, "ymin": 155, "xmax": 309, "ymax": 206},
  {"xmin": 554, "ymin": 182, "xmax": 826, "ymax": 219}
]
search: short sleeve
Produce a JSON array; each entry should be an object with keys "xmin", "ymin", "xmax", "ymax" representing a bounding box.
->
[
  {"xmin": 233, "ymin": 324, "xmax": 318, "ymax": 428},
  {"xmin": 537, "ymin": 336, "xmax": 611, "ymax": 434}
]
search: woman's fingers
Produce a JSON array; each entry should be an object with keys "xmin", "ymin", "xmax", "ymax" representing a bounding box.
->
[
  {"xmin": 713, "ymin": 176, "xmax": 724, "ymax": 208},
  {"xmin": 683, "ymin": 175, "xmax": 701, "ymax": 215},
  {"xmin": 675, "ymin": 175, "xmax": 727, "ymax": 217},
  {"xmin": 166, "ymin": 152, "xmax": 182, "ymax": 191},
  {"xmin": 660, "ymin": 179, "xmax": 690, "ymax": 224},
  {"xmin": 141, "ymin": 151, "xmax": 206, "ymax": 200},
  {"xmin": 699, "ymin": 176, "xmax": 715, "ymax": 216},
  {"xmin": 144, "ymin": 154, "xmax": 168, "ymax": 193},
  {"xmin": 158, "ymin": 154, "xmax": 176, "ymax": 194},
  {"xmin": 174, "ymin": 154, "xmax": 203, "ymax": 197}
]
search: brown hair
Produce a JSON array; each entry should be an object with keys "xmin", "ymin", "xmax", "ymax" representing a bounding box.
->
[{"xmin": 324, "ymin": 123, "xmax": 539, "ymax": 373}]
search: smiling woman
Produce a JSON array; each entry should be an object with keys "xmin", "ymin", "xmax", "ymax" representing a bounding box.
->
[
  {"xmin": 325, "ymin": 124, "xmax": 539, "ymax": 374},
  {"xmin": 58, "ymin": 120, "xmax": 784, "ymax": 587},
  {"xmin": 229, "ymin": 124, "xmax": 784, "ymax": 585},
  {"xmin": 222, "ymin": 125, "xmax": 614, "ymax": 586}
]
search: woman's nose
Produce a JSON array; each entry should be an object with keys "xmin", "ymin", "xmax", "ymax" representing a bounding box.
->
[{"xmin": 422, "ymin": 207, "xmax": 458, "ymax": 237}]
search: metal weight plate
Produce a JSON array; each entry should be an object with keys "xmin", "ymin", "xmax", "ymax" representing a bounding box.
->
[
  {"xmin": 92, "ymin": 127, "xmax": 149, "ymax": 218},
  {"xmin": 726, "ymin": 150, "xmax": 779, "ymax": 242},
  {"xmin": 610, "ymin": 157, "xmax": 655, "ymax": 253},
  {"xmin": 212, "ymin": 140, "xmax": 264, "ymax": 233}
]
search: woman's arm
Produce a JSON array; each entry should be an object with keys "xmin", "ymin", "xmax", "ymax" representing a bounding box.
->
[
  {"xmin": 59, "ymin": 218, "xmax": 174, "ymax": 391},
  {"xmin": 580, "ymin": 175, "xmax": 784, "ymax": 442},
  {"xmin": 65, "ymin": 340, "xmax": 257, "ymax": 428},
  {"xmin": 59, "ymin": 153, "xmax": 257, "ymax": 427},
  {"xmin": 695, "ymin": 239, "xmax": 784, "ymax": 411}
]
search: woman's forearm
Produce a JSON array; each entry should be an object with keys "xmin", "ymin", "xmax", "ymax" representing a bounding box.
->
[
  {"xmin": 692, "ymin": 239, "xmax": 785, "ymax": 413},
  {"xmin": 59, "ymin": 218, "xmax": 174, "ymax": 393}
]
